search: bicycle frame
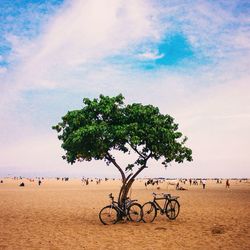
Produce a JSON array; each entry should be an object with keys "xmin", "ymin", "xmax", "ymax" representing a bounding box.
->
[
  {"xmin": 141, "ymin": 192, "xmax": 180, "ymax": 223},
  {"xmin": 151, "ymin": 192, "xmax": 179, "ymax": 214},
  {"xmin": 111, "ymin": 202, "xmax": 125, "ymax": 215},
  {"xmin": 152, "ymin": 196, "xmax": 169, "ymax": 215},
  {"xmin": 109, "ymin": 194, "xmax": 137, "ymax": 217},
  {"xmin": 99, "ymin": 193, "xmax": 142, "ymax": 225}
]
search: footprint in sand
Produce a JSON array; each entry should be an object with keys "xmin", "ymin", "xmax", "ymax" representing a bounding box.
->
[
  {"xmin": 155, "ymin": 227, "xmax": 167, "ymax": 231},
  {"xmin": 211, "ymin": 225, "xmax": 225, "ymax": 235}
]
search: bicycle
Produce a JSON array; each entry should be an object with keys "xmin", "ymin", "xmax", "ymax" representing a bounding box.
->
[
  {"xmin": 99, "ymin": 193, "xmax": 142, "ymax": 225},
  {"xmin": 142, "ymin": 192, "xmax": 180, "ymax": 223}
]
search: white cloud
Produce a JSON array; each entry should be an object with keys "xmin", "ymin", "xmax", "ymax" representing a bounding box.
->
[
  {"xmin": 137, "ymin": 50, "xmax": 164, "ymax": 60},
  {"xmin": 0, "ymin": 0, "xmax": 250, "ymax": 178},
  {"xmin": 4, "ymin": 0, "xmax": 160, "ymax": 91},
  {"xmin": 0, "ymin": 0, "xmax": 161, "ymax": 126},
  {"xmin": 0, "ymin": 67, "xmax": 7, "ymax": 74},
  {"xmin": 1, "ymin": 63, "xmax": 249, "ymax": 178},
  {"xmin": 157, "ymin": 1, "xmax": 250, "ymax": 61}
]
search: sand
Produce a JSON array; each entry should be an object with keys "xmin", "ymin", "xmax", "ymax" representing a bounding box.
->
[{"xmin": 0, "ymin": 178, "xmax": 249, "ymax": 250}]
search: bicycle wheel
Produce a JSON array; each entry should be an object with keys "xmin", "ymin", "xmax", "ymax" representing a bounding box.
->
[
  {"xmin": 142, "ymin": 202, "xmax": 157, "ymax": 223},
  {"xmin": 127, "ymin": 203, "xmax": 142, "ymax": 222},
  {"xmin": 166, "ymin": 199, "xmax": 180, "ymax": 220},
  {"xmin": 99, "ymin": 205, "xmax": 119, "ymax": 225}
]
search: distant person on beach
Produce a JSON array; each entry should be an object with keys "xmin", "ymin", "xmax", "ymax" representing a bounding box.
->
[
  {"xmin": 176, "ymin": 182, "xmax": 187, "ymax": 190},
  {"xmin": 19, "ymin": 182, "xmax": 25, "ymax": 187},
  {"xmin": 202, "ymin": 179, "xmax": 206, "ymax": 189},
  {"xmin": 226, "ymin": 179, "xmax": 230, "ymax": 189},
  {"xmin": 38, "ymin": 180, "xmax": 42, "ymax": 186}
]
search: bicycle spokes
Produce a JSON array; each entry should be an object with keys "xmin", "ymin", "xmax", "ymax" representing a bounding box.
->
[
  {"xmin": 142, "ymin": 202, "xmax": 157, "ymax": 223},
  {"xmin": 142, "ymin": 193, "xmax": 180, "ymax": 222},
  {"xmin": 128, "ymin": 203, "xmax": 142, "ymax": 222},
  {"xmin": 99, "ymin": 206, "xmax": 118, "ymax": 225},
  {"xmin": 166, "ymin": 200, "xmax": 180, "ymax": 220}
]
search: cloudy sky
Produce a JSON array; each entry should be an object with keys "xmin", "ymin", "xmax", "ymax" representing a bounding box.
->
[{"xmin": 0, "ymin": 0, "xmax": 250, "ymax": 178}]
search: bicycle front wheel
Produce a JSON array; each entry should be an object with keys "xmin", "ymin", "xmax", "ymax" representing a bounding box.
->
[
  {"xmin": 127, "ymin": 203, "xmax": 142, "ymax": 222},
  {"xmin": 142, "ymin": 202, "xmax": 157, "ymax": 223},
  {"xmin": 166, "ymin": 199, "xmax": 180, "ymax": 220},
  {"xmin": 99, "ymin": 205, "xmax": 119, "ymax": 225}
]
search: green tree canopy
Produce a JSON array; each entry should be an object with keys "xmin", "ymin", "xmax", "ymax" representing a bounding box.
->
[{"xmin": 53, "ymin": 94, "xmax": 192, "ymax": 205}]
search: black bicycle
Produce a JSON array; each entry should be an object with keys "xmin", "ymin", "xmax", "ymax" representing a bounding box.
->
[
  {"xmin": 142, "ymin": 192, "xmax": 180, "ymax": 223},
  {"xmin": 99, "ymin": 193, "xmax": 142, "ymax": 225}
]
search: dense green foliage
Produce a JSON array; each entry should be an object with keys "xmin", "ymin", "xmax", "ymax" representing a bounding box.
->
[{"xmin": 53, "ymin": 94, "xmax": 192, "ymax": 173}]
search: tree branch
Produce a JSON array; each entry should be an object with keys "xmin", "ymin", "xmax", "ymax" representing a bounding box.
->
[
  {"xmin": 130, "ymin": 165, "xmax": 147, "ymax": 181},
  {"xmin": 120, "ymin": 151, "xmax": 153, "ymax": 203},
  {"xmin": 127, "ymin": 143, "xmax": 145, "ymax": 159},
  {"xmin": 133, "ymin": 151, "xmax": 152, "ymax": 178},
  {"xmin": 105, "ymin": 152, "xmax": 125, "ymax": 182}
]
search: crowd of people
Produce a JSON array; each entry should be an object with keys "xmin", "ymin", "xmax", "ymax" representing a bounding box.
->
[
  {"xmin": 143, "ymin": 178, "xmax": 233, "ymax": 191},
  {"xmin": 0, "ymin": 176, "xmax": 237, "ymax": 189}
]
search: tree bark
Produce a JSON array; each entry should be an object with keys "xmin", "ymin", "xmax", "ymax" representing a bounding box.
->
[
  {"xmin": 118, "ymin": 153, "xmax": 151, "ymax": 206},
  {"xmin": 118, "ymin": 173, "xmax": 132, "ymax": 206},
  {"xmin": 119, "ymin": 165, "xmax": 147, "ymax": 206},
  {"xmin": 106, "ymin": 151, "xmax": 150, "ymax": 210}
]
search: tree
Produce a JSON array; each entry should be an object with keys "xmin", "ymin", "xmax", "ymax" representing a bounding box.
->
[{"xmin": 52, "ymin": 94, "xmax": 192, "ymax": 206}]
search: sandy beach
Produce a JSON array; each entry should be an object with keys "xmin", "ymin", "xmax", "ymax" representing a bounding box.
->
[{"xmin": 0, "ymin": 178, "xmax": 249, "ymax": 250}]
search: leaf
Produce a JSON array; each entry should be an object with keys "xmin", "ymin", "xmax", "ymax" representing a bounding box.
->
[{"xmin": 52, "ymin": 94, "xmax": 192, "ymax": 171}]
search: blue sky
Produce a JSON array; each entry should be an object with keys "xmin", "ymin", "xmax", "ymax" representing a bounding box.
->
[{"xmin": 0, "ymin": 0, "xmax": 250, "ymax": 178}]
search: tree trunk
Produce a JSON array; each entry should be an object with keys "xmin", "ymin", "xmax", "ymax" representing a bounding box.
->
[
  {"xmin": 117, "ymin": 173, "xmax": 132, "ymax": 206},
  {"xmin": 106, "ymin": 151, "xmax": 149, "ymax": 209},
  {"xmin": 118, "ymin": 165, "xmax": 147, "ymax": 207}
]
